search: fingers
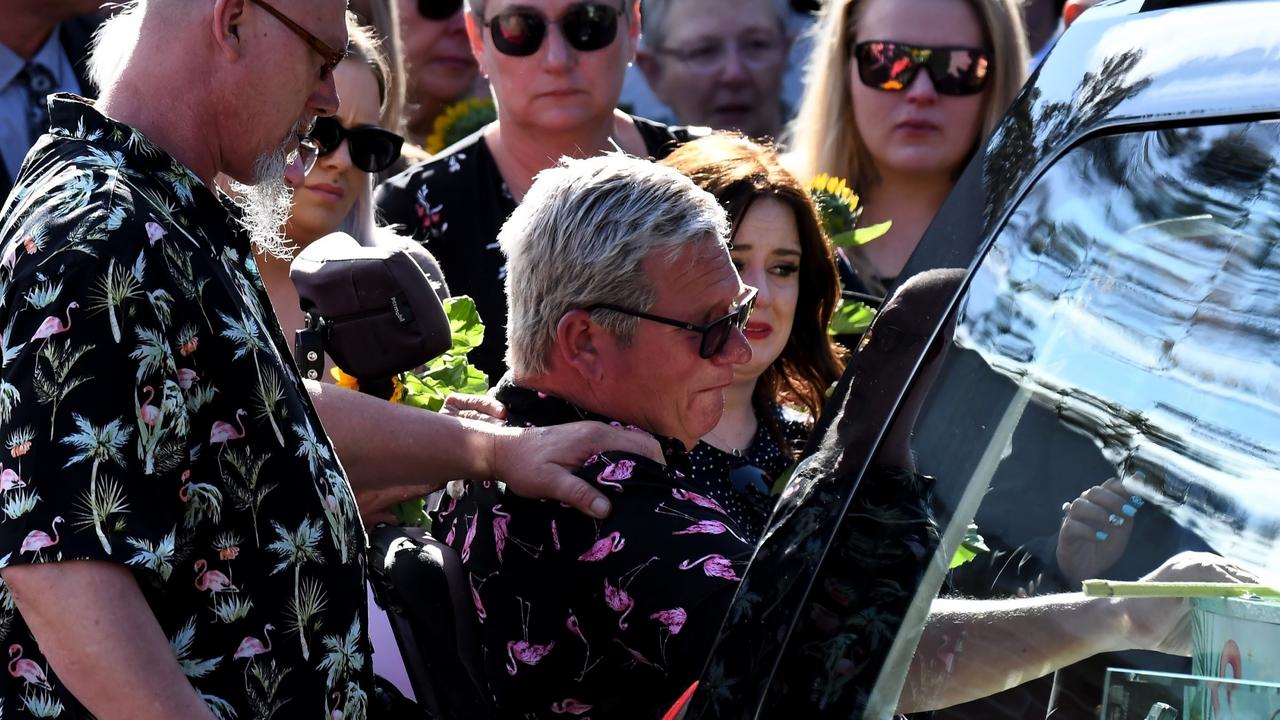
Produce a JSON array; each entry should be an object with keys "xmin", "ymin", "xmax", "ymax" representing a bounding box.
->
[
  {"xmin": 549, "ymin": 472, "xmax": 613, "ymax": 520},
  {"xmin": 578, "ymin": 422, "xmax": 664, "ymax": 465},
  {"xmin": 442, "ymin": 393, "xmax": 508, "ymax": 424}
]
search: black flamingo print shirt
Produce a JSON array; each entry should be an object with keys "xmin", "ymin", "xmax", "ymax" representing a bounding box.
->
[
  {"xmin": 0, "ymin": 96, "xmax": 370, "ymax": 719},
  {"xmin": 431, "ymin": 378, "xmax": 754, "ymax": 719}
]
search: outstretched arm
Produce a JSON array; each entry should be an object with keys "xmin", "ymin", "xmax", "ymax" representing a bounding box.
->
[
  {"xmin": 899, "ymin": 551, "xmax": 1258, "ymax": 713},
  {"xmin": 307, "ymin": 381, "xmax": 663, "ymax": 519}
]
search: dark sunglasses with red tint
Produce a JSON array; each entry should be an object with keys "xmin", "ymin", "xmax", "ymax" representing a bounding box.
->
[
  {"xmin": 483, "ymin": 2, "xmax": 625, "ymax": 57},
  {"xmin": 418, "ymin": 0, "xmax": 464, "ymax": 20},
  {"xmin": 853, "ymin": 40, "xmax": 992, "ymax": 96},
  {"xmin": 586, "ymin": 286, "xmax": 756, "ymax": 360},
  {"xmin": 308, "ymin": 116, "xmax": 405, "ymax": 173}
]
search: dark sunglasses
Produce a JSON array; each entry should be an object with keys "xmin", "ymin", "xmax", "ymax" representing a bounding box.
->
[
  {"xmin": 853, "ymin": 40, "xmax": 991, "ymax": 96},
  {"xmin": 418, "ymin": 0, "xmax": 464, "ymax": 20},
  {"xmin": 728, "ymin": 460, "xmax": 772, "ymax": 497},
  {"xmin": 308, "ymin": 116, "xmax": 405, "ymax": 173},
  {"xmin": 586, "ymin": 286, "xmax": 756, "ymax": 360},
  {"xmin": 483, "ymin": 2, "xmax": 624, "ymax": 57},
  {"xmin": 248, "ymin": 0, "xmax": 348, "ymax": 80}
]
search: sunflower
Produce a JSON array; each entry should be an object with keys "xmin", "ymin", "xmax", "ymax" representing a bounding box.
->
[
  {"xmin": 807, "ymin": 173, "xmax": 862, "ymax": 244},
  {"xmin": 425, "ymin": 97, "xmax": 497, "ymax": 155}
]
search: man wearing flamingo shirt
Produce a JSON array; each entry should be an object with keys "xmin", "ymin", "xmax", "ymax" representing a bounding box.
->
[
  {"xmin": 0, "ymin": 2, "xmax": 658, "ymax": 718},
  {"xmin": 432, "ymin": 153, "xmax": 758, "ymax": 719}
]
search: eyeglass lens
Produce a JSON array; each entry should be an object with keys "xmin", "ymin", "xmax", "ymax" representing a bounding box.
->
[
  {"xmin": 418, "ymin": 0, "xmax": 463, "ymax": 21},
  {"xmin": 663, "ymin": 35, "xmax": 787, "ymax": 73},
  {"xmin": 699, "ymin": 290, "xmax": 756, "ymax": 359},
  {"xmin": 308, "ymin": 117, "xmax": 405, "ymax": 174},
  {"xmin": 487, "ymin": 3, "xmax": 620, "ymax": 57},
  {"xmin": 854, "ymin": 41, "xmax": 990, "ymax": 96}
]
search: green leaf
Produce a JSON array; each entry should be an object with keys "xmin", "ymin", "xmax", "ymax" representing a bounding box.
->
[
  {"xmin": 852, "ymin": 220, "xmax": 892, "ymax": 246},
  {"xmin": 828, "ymin": 299, "xmax": 876, "ymax": 336},
  {"xmin": 949, "ymin": 523, "xmax": 989, "ymax": 569},
  {"xmin": 390, "ymin": 497, "xmax": 430, "ymax": 528},
  {"xmin": 446, "ymin": 296, "xmax": 484, "ymax": 355}
]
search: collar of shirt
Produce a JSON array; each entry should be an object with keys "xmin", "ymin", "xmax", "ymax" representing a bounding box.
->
[
  {"xmin": 0, "ymin": 29, "xmax": 75, "ymax": 91},
  {"xmin": 39, "ymin": 93, "xmax": 249, "ymax": 256},
  {"xmin": 494, "ymin": 374, "xmax": 692, "ymax": 473}
]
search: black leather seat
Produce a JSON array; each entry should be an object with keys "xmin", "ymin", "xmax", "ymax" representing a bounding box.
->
[{"xmin": 368, "ymin": 524, "xmax": 496, "ymax": 720}]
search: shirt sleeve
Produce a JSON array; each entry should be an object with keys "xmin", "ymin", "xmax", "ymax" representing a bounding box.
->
[{"xmin": 0, "ymin": 212, "xmax": 190, "ymax": 579}]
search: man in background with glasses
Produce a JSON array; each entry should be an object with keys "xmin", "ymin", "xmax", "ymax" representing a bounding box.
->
[
  {"xmin": 635, "ymin": 0, "xmax": 793, "ymax": 139},
  {"xmin": 0, "ymin": 1, "xmax": 658, "ymax": 718}
]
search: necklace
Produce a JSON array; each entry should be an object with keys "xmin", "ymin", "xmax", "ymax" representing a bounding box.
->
[{"xmin": 704, "ymin": 428, "xmax": 750, "ymax": 458}]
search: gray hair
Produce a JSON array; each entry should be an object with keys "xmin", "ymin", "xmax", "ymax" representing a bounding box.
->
[
  {"xmin": 640, "ymin": 0, "xmax": 790, "ymax": 50},
  {"xmin": 501, "ymin": 153, "xmax": 729, "ymax": 376},
  {"xmin": 87, "ymin": 1, "xmax": 143, "ymax": 93},
  {"xmin": 466, "ymin": 0, "xmax": 638, "ymax": 21}
]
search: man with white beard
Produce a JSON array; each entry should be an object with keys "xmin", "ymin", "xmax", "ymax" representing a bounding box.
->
[{"xmin": 0, "ymin": 1, "xmax": 658, "ymax": 717}]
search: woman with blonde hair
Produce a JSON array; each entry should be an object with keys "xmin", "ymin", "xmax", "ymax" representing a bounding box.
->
[{"xmin": 785, "ymin": 0, "xmax": 1028, "ymax": 297}]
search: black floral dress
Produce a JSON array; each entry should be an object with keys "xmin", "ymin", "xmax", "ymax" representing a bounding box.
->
[
  {"xmin": 686, "ymin": 402, "xmax": 809, "ymax": 544},
  {"xmin": 374, "ymin": 118, "xmax": 703, "ymax": 380},
  {"xmin": 0, "ymin": 95, "xmax": 370, "ymax": 719},
  {"xmin": 431, "ymin": 378, "xmax": 753, "ymax": 719}
]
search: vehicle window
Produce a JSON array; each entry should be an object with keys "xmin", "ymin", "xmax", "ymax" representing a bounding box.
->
[{"xmin": 869, "ymin": 119, "xmax": 1280, "ymax": 716}]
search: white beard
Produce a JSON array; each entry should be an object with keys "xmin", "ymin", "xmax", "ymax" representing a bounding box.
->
[{"xmin": 229, "ymin": 119, "xmax": 306, "ymax": 259}]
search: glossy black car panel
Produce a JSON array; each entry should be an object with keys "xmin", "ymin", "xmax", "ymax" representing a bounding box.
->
[{"xmin": 685, "ymin": 1, "xmax": 1280, "ymax": 717}]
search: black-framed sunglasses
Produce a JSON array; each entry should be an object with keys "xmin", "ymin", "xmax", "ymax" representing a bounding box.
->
[
  {"xmin": 308, "ymin": 116, "xmax": 405, "ymax": 173},
  {"xmin": 853, "ymin": 40, "xmax": 991, "ymax": 96},
  {"xmin": 248, "ymin": 0, "xmax": 348, "ymax": 80},
  {"xmin": 586, "ymin": 286, "xmax": 756, "ymax": 360},
  {"xmin": 418, "ymin": 0, "xmax": 464, "ymax": 20},
  {"xmin": 483, "ymin": 2, "xmax": 624, "ymax": 57}
]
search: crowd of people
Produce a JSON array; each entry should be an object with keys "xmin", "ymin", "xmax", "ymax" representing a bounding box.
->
[{"xmin": 0, "ymin": 0, "xmax": 1255, "ymax": 719}]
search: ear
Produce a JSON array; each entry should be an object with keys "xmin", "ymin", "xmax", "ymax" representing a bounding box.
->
[
  {"xmin": 635, "ymin": 49, "xmax": 661, "ymax": 86},
  {"xmin": 554, "ymin": 310, "xmax": 607, "ymax": 382},
  {"xmin": 212, "ymin": 0, "xmax": 246, "ymax": 63},
  {"xmin": 464, "ymin": 10, "xmax": 487, "ymax": 72}
]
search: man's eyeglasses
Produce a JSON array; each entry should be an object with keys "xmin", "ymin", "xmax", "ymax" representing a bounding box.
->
[
  {"xmin": 248, "ymin": 0, "xmax": 348, "ymax": 80},
  {"xmin": 483, "ymin": 2, "xmax": 624, "ymax": 58},
  {"xmin": 853, "ymin": 40, "xmax": 991, "ymax": 96},
  {"xmin": 418, "ymin": 0, "xmax": 464, "ymax": 20},
  {"xmin": 653, "ymin": 35, "xmax": 788, "ymax": 75},
  {"xmin": 308, "ymin": 116, "xmax": 405, "ymax": 173},
  {"xmin": 586, "ymin": 286, "xmax": 756, "ymax": 359}
]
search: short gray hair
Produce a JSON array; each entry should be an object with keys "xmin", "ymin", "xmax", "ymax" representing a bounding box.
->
[
  {"xmin": 501, "ymin": 153, "xmax": 729, "ymax": 376},
  {"xmin": 467, "ymin": 0, "xmax": 638, "ymax": 21},
  {"xmin": 87, "ymin": 1, "xmax": 143, "ymax": 93},
  {"xmin": 640, "ymin": 0, "xmax": 790, "ymax": 51}
]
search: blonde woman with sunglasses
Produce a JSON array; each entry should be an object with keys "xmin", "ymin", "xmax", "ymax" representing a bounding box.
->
[{"xmin": 786, "ymin": 0, "xmax": 1028, "ymax": 300}]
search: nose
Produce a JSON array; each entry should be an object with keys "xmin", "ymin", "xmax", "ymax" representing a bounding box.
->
[
  {"xmin": 541, "ymin": 23, "xmax": 576, "ymax": 71},
  {"xmin": 739, "ymin": 269, "xmax": 770, "ymax": 309},
  {"xmin": 310, "ymin": 72, "xmax": 340, "ymax": 119},
  {"xmin": 318, "ymin": 137, "xmax": 353, "ymax": 172},
  {"xmin": 718, "ymin": 45, "xmax": 750, "ymax": 82},
  {"xmin": 904, "ymin": 65, "xmax": 938, "ymax": 103},
  {"xmin": 714, "ymin": 326, "xmax": 752, "ymax": 366}
]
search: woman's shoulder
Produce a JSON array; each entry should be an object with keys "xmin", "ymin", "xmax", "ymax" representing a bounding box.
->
[
  {"xmin": 381, "ymin": 128, "xmax": 493, "ymax": 193},
  {"xmin": 629, "ymin": 115, "xmax": 711, "ymax": 160},
  {"xmin": 374, "ymin": 129, "xmax": 507, "ymax": 241}
]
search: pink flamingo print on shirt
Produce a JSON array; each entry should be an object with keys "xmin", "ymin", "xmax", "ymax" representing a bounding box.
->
[
  {"xmin": 193, "ymin": 559, "xmax": 237, "ymax": 593},
  {"xmin": 492, "ymin": 504, "xmax": 511, "ymax": 562},
  {"xmin": 469, "ymin": 573, "xmax": 487, "ymax": 622},
  {"xmin": 506, "ymin": 598, "xmax": 554, "ymax": 675},
  {"xmin": 671, "ymin": 488, "xmax": 728, "ymax": 516},
  {"xmin": 7, "ymin": 644, "xmax": 50, "ymax": 690},
  {"xmin": 566, "ymin": 609, "xmax": 600, "ymax": 681},
  {"xmin": 603, "ymin": 578, "xmax": 634, "ymax": 630},
  {"xmin": 578, "ymin": 531, "xmax": 625, "ymax": 562},
  {"xmin": 176, "ymin": 368, "xmax": 199, "ymax": 390},
  {"xmin": 551, "ymin": 698, "xmax": 593, "ymax": 715},
  {"xmin": 19, "ymin": 516, "xmax": 63, "ymax": 559},
  {"xmin": 234, "ymin": 624, "xmax": 273, "ymax": 661},
  {"xmin": 460, "ymin": 511, "xmax": 479, "ymax": 563},
  {"xmin": 596, "ymin": 459, "xmax": 635, "ymax": 492},
  {"xmin": 678, "ymin": 554, "xmax": 740, "ymax": 581},
  {"xmin": 30, "ymin": 302, "xmax": 77, "ymax": 343},
  {"xmin": 657, "ymin": 502, "xmax": 746, "ymax": 542},
  {"xmin": 139, "ymin": 385, "xmax": 160, "ymax": 426},
  {"xmin": 0, "ymin": 465, "xmax": 25, "ymax": 493},
  {"xmin": 210, "ymin": 409, "xmax": 247, "ymax": 445},
  {"xmin": 650, "ymin": 608, "xmax": 688, "ymax": 636}
]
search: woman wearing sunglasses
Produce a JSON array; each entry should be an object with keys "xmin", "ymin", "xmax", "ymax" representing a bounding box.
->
[
  {"xmin": 786, "ymin": 0, "xmax": 1028, "ymax": 301},
  {"xmin": 376, "ymin": 0, "xmax": 701, "ymax": 381},
  {"xmin": 660, "ymin": 133, "xmax": 845, "ymax": 545},
  {"xmin": 261, "ymin": 21, "xmax": 412, "ymax": 376}
]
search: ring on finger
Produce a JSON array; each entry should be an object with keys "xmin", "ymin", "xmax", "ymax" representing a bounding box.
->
[{"xmin": 1107, "ymin": 513, "xmax": 1126, "ymax": 527}]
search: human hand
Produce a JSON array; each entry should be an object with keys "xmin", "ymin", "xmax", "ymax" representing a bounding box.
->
[
  {"xmin": 1122, "ymin": 551, "xmax": 1259, "ymax": 655},
  {"xmin": 442, "ymin": 393, "xmax": 507, "ymax": 425},
  {"xmin": 1057, "ymin": 477, "xmax": 1139, "ymax": 584},
  {"xmin": 487, "ymin": 421, "xmax": 664, "ymax": 519}
]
